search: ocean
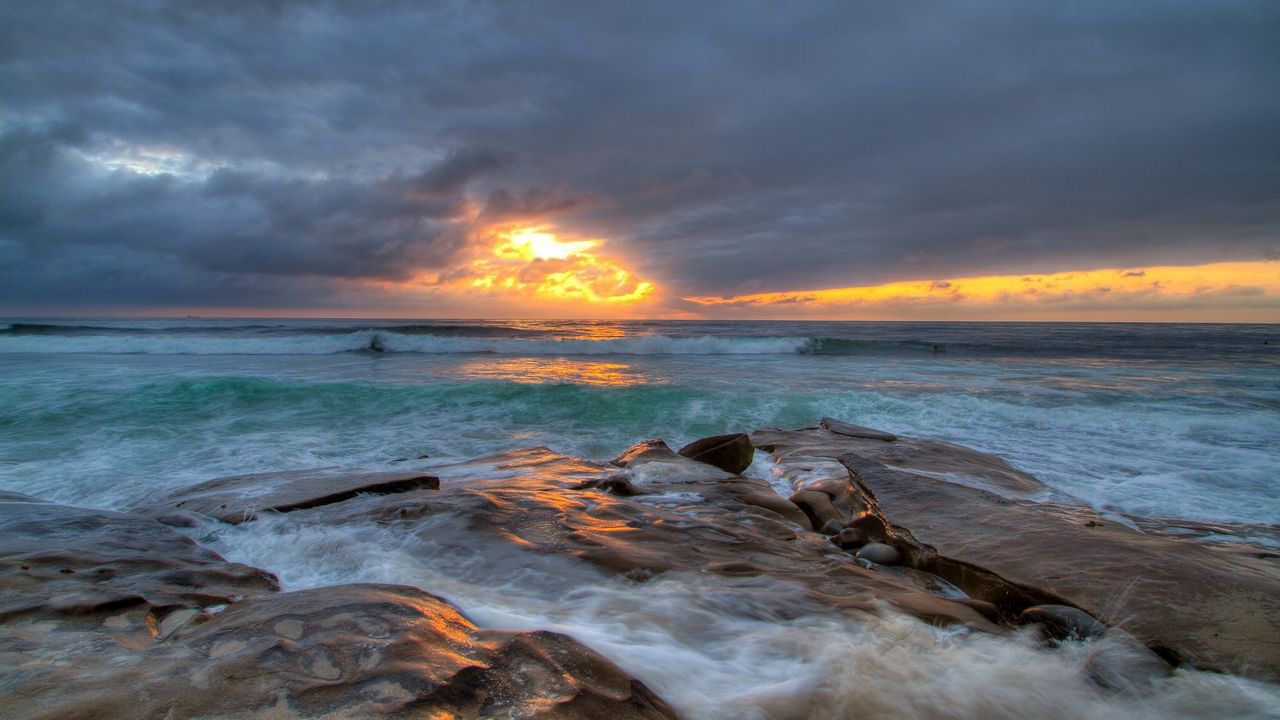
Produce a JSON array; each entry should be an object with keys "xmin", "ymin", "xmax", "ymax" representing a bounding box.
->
[{"xmin": 2, "ymin": 318, "xmax": 1278, "ymax": 718}]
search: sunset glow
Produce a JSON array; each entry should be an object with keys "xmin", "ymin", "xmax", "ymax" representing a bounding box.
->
[
  {"xmin": 429, "ymin": 226, "xmax": 657, "ymax": 307},
  {"xmin": 685, "ymin": 261, "xmax": 1280, "ymax": 321}
]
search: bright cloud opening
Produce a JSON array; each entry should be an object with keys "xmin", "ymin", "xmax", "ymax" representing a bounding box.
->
[{"xmin": 416, "ymin": 225, "xmax": 656, "ymax": 308}]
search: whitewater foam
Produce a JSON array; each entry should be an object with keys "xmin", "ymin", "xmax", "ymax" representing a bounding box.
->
[{"xmin": 207, "ymin": 513, "xmax": 1280, "ymax": 720}]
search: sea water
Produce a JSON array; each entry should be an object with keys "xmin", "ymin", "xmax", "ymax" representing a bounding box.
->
[{"xmin": 2, "ymin": 318, "xmax": 1278, "ymax": 718}]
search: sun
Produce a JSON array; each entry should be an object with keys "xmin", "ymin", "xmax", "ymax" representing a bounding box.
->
[
  {"xmin": 499, "ymin": 229, "xmax": 599, "ymax": 261},
  {"xmin": 436, "ymin": 225, "xmax": 656, "ymax": 306}
]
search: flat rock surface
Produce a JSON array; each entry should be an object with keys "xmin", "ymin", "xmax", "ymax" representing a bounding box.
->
[
  {"xmin": 140, "ymin": 468, "xmax": 440, "ymax": 523},
  {"xmin": 0, "ymin": 493, "xmax": 279, "ymax": 625},
  {"xmin": 751, "ymin": 427, "xmax": 1280, "ymax": 680},
  {"xmin": 753, "ymin": 426, "xmax": 1045, "ymax": 497}
]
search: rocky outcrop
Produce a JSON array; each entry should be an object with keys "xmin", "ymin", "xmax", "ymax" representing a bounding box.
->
[
  {"xmin": 676, "ymin": 433, "xmax": 754, "ymax": 474},
  {"xmin": 0, "ymin": 494, "xmax": 676, "ymax": 719},
  {"xmin": 141, "ymin": 468, "xmax": 439, "ymax": 523},
  {"xmin": 752, "ymin": 425, "xmax": 1280, "ymax": 681},
  {"xmin": 321, "ymin": 445, "xmax": 999, "ymax": 631}
]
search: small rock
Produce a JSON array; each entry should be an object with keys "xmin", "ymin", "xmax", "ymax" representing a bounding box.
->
[
  {"xmin": 677, "ymin": 433, "xmax": 755, "ymax": 475},
  {"xmin": 572, "ymin": 475, "xmax": 636, "ymax": 496},
  {"xmin": 1020, "ymin": 604, "xmax": 1107, "ymax": 641},
  {"xmin": 855, "ymin": 542, "xmax": 900, "ymax": 565},
  {"xmin": 788, "ymin": 490, "xmax": 843, "ymax": 530},
  {"xmin": 848, "ymin": 512, "xmax": 887, "ymax": 541},
  {"xmin": 819, "ymin": 519, "xmax": 845, "ymax": 536},
  {"xmin": 1084, "ymin": 628, "xmax": 1173, "ymax": 693},
  {"xmin": 833, "ymin": 528, "xmax": 868, "ymax": 549}
]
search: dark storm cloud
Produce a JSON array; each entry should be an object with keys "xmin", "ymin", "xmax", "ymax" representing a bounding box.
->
[{"xmin": 1, "ymin": 0, "xmax": 1277, "ymax": 310}]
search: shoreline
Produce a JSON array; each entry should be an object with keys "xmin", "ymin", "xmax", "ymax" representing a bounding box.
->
[{"xmin": 3, "ymin": 421, "xmax": 1278, "ymax": 718}]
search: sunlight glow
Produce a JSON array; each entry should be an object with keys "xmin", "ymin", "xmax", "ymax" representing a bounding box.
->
[
  {"xmin": 685, "ymin": 261, "xmax": 1280, "ymax": 320},
  {"xmin": 438, "ymin": 225, "xmax": 656, "ymax": 305}
]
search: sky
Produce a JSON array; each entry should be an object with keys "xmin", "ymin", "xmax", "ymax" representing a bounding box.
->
[{"xmin": 1, "ymin": 1, "xmax": 1277, "ymax": 320}]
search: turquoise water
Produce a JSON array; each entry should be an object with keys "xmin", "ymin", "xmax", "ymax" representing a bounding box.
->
[{"xmin": 1, "ymin": 319, "xmax": 1276, "ymax": 523}]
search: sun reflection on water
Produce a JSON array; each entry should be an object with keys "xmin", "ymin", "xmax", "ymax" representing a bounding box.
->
[{"xmin": 461, "ymin": 357, "xmax": 644, "ymax": 386}]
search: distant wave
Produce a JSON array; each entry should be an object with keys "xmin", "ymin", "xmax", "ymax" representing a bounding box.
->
[
  {"xmin": 2, "ymin": 322, "xmax": 1273, "ymax": 362},
  {"xmin": 0, "ymin": 330, "xmax": 815, "ymax": 356}
]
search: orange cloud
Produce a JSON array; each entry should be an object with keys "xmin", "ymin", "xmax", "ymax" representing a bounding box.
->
[{"xmin": 685, "ymin": 261, "xmax": 1280, "ymax": 321}]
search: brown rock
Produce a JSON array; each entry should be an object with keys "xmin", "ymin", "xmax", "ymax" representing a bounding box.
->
[
  {"xmin": 677, "ymin": 433, "xmax": 755, "ymax": 475},
  {"xmin": 788, "ymin": 489, "xmax": 844, "ymax": 530},
  {"xmin": 140, "ymin": 468, "xmax": 439, "ymax": 524},
  {"xmin": 820, "ymin": 417, "xmax": 898, "ymax": 441},
  {"xmin": 855, "ymin": 542, "xmax": 901, "ymax": 565},
  {"xmin": 1020, "ymin": 604, "xmax": 1108, "ymax": 641},
  {"xmin": 0, "ymin": 496, "xmax": 677, "ymax": 720},
  {"xmin": 611, "ymin": 438, "xmax": 682, "ymax": 467},
  {"xmin": 833, "ymin": 528, "xmax": 868, "ymax": 549},
  {"xmin": 758, "ymin": 426, "xmax": 1280, "ymax": 680}
]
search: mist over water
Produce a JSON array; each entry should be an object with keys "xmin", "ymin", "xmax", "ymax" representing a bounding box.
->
[{"xmin": 2, "ymin": 318, "xmax": 1278, "ymax": 718}]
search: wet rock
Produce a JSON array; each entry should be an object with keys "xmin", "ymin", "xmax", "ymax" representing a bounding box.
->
[
  {"xmin": 573, "ymin": 474, "xmax": 637, "ymax": 496},
  {"xmin": 141, "ymin": 468, "xmax": 440, "ymax": 524},
  {"xmin": 2, "ymin": 582, "xmax": 677, "ymax": 720},
  {"xmin": 848, "ymin": 512, "xmax": 888, "ymax": 541},
  {"xmin": 1021, "ymin": 604, "xmax": 1108, "ymax": 642},
  {"xmin": 0, "ymin": 496, "xmax": 678, "ymax": 720},
  {"xmin": 819, "ymin": 518, "xmax": 845, "ymax": 535},
  {"xmin": 856, "ymin": 542, "xmax": 901, "ymax": 565},
  {"xmin": 611, "ymin": 438, "xmax": 682, "ymax": 467},
  {"xmin": 0, "ymin": 499, "xmax": 279, "ymax": 625},
  {"xmin": 788, "ymin": 489, "xmax": 844, "ymax": 530},
  {"xmin": 153, "ymin": 510, "xmax": 203, "ymax": 528},
  {"xmin": 955, "ymin": 598, "xmax": 1001, "ymax": 623},
  {"xmin": 820, "ymin": 417, "xmax": 898, "ymax": 442},
  {"xmin": 1084, "ymin": 628, "xmax": 1174, "ymax": 693},
  {"xmin": 677, "ymin": 433, "xmax": 755, "ymax": 475},
  {"xmin": 345, "ymin": 447, "xmax": 998, "ymax": 631},
  {"xmin": 752, "ymin": 427, "xmax": 1045, "ymax": 496},
  {"xmin": 753, "ymin": 427, "xmax": 1280, "ymax": 681},
  {"xmin": 833, "ymin": 528, "xmax": 868, "ymax": 549}
]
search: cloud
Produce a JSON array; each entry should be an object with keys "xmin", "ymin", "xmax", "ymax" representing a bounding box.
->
[{"xmin": 1, "ymin": 1, "xmax": 1278, "ymax": 313}]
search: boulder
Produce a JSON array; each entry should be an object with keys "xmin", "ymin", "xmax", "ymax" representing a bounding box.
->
[
  {"xmin": 677, "ymin": 433, "xmax": 754, "ymax": 474},
  {"xmin": 140, "ymin": 468, "xmax": 439, "ymax": 523}
]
